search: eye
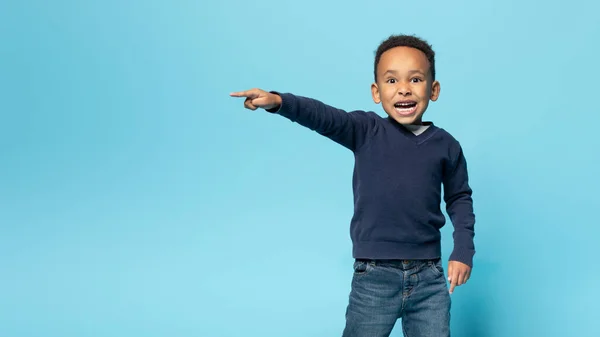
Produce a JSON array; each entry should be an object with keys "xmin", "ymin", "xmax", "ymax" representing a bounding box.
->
[
  {"xmin": 411, "ymin": 77, "xmax": 423, "ymax": 83},
  {"xmin": 386, "ymin": 78, "xmax": 396, "ymax": 84}
]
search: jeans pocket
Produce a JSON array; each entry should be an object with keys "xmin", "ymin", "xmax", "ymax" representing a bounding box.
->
[
  {"xmin": 353, "ymin": 260, "xmax": 373, "ymax": 276},
  {"xmin": 429, "ymin": 259, "xmax": 444, "ymax": 276}
]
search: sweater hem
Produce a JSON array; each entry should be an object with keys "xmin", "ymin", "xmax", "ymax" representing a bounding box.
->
[{"xmin": 352, "ymin": 241, "xmax": 442, "ymax": 260}]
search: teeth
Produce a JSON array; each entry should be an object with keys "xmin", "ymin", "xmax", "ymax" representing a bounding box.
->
[{"xmin": 394, "ymin": 104, "xmax": 417, "ymax": 115}]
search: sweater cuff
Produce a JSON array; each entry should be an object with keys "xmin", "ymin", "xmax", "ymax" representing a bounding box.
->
[
  {"xmin": 265, "ymin": 91, "xmax": 293, "ymax": 115},
  {"xmin": 449, "ymin": 248, "xmax": 474, "ymax": 268}
]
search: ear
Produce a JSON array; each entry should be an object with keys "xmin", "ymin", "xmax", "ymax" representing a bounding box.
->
[
  {"xmin": 430, "ymin": 80, "xmax": 441, "ymax": 101},
  {"xmin": 371, "ymin": 83, "xmax": 381, "ymax": 104}
]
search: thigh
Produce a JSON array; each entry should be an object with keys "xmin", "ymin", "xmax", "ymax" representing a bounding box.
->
[
  {"xmin": 401, "ymin": 260, "xmax": 451, "ymax": 337},
  {"xmin": 342, "ymin": 260, "xmax": 403, "ymax": 337}
]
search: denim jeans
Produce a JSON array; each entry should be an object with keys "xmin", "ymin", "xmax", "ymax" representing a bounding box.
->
[{"xmin": 342, "ymin": 258, "xmax": 451, "ymax": 337}]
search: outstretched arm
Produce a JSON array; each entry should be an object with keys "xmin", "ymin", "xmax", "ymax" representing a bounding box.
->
[{"xmin": 230, "ymin": 88, "xmax": 376, "ymax": 151}]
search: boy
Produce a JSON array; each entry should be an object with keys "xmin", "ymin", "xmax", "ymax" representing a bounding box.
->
[{"xmin": 230, "ymin": 34, "xmax": 475, "ymax": 337}]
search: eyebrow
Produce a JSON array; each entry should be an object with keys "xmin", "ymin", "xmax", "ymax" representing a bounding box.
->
[{"xmin": 384, "ymin": 69, "xmax": 425, "ymax": 76}]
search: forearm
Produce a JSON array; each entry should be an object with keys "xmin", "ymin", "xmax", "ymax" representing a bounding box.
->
[{"xmin": 446, "ymin": 192, "xmax": 475, "ymax": 266}]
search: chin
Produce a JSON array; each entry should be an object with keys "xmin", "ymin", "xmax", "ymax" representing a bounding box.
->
[
  {"xmin": 396, "ymin": 117, "xmax": 420, "ymax": 125},
  {"xmin": 386, "ymin": 109, "xmax": 423, "ymax": 125}
]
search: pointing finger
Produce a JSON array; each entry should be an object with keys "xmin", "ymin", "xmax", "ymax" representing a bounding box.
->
[
  {"xmin": 448, "ymin": 266, "xmax": 459, "ymax": 294},
  {"xmin": 230, "ymin": 89, "xmax": 260, "ymax": 99},
  {"xmin": 229, "ymin": 91, "xmax": 247, "ymax": 97},
  {"xmin": 449, "ymin": 276, "xmax": 457, "ymax": 294}
]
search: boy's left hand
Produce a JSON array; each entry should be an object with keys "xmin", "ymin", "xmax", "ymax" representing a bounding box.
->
[{"xmin": 447, "ymin": 261, "xmax": 471, "ymax": 294}]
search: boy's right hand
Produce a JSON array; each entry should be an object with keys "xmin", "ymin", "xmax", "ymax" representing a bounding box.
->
[{"xmin": 230, "ymin": 88, "xmax": 282, "ymax": 111}]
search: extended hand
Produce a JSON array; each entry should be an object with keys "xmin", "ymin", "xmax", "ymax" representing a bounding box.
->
[
  {"xmin": 230, "ymin": 88, "xmax": 282, "ymax": 111},
  {"xmin": 447, "ymin": 260, "xmax": 471, "ymax": 294}
]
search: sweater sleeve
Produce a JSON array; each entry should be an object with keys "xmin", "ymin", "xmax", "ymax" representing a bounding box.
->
[
  {"xmin": 443, "ymin": 144, "xmax": 476, "ymax": 267},
  {"xmin": 267, "ymin": 92, "xmax": 377, "ymax": 152}
]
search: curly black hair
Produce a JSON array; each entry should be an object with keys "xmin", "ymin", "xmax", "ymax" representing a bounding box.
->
[{"xmin": 374, "ymin": 34, "xmax": 436, "ymax": 81}]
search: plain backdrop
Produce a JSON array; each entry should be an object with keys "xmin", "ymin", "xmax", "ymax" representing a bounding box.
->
[{"xmin": 1, "ymin": 0, "xmax": 599, "ymax": 336}]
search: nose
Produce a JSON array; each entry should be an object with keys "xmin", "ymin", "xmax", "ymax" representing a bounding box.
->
[
  {"xmin": 397, "ymin": 82, "xmax": 411, "ymax": 96},
  {"xmin": 397, "ymin": 86, "xmax": 411, "ymax": 96}
]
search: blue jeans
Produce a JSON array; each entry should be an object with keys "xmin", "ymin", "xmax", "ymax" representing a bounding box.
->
[{"xmin": 342, "ymin": 259, "xmax": 451, "ymax": 337}]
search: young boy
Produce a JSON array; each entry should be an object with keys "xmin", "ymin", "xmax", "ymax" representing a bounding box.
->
[{"xmin": 231, "ymin": 34, "xmax": 475, "ymax": 337}]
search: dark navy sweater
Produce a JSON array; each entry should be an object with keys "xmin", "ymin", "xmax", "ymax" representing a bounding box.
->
[{"xmin": 270, "ymin": 93, "xmax": 476, "ymax": 267}]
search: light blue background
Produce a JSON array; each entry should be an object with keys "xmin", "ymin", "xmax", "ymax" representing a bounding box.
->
[{"xmin": 1, "ymin": 0, "xmax": 599, "ymax": 336}]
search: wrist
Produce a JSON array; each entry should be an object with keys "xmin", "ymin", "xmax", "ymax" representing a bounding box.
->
[{"xmin": 266, "ymin": 92, "xmax": 282, "ymax": 112}]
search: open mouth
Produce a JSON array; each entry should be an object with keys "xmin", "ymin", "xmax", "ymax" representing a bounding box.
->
[{"xmin": 393, "ymin": 101, "xmax": 417, "ymax": 116}]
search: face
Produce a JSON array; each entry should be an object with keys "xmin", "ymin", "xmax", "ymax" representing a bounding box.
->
[{"xmin": 371, "ymin": 46, "xmax": 440, "ymax": 125}]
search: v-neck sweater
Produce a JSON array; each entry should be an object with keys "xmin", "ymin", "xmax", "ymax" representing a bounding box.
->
[{"xmin": 269, "ymin": 92, "xmax": 476, "ymax": 267}]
